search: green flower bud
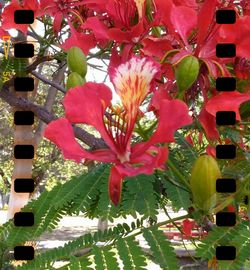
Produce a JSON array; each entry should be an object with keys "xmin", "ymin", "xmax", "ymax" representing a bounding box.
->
[
  {"xmin": 190, "ymin": 155, "xmax": 221, "ymax": 213},
  {"xmin": 66, "ymin": 72, "xmax": 85, "ymax": 90},
  {"xmin": 67, "ymin": 46, "xmax": 87, "ymax": 77}
]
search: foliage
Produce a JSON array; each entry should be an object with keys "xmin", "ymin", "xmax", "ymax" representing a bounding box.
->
[{"xmin": 196, "ymin": 220, "xmax": 250, "ymax": 270}]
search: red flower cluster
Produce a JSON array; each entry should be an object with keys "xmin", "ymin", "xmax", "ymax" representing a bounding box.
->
[{"xmin": 1, "ymin": 0, "xmax": 249, "ymax": 204}]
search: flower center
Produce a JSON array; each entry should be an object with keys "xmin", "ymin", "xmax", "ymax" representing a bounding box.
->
[{"xmin": 117, "ymin": 151, "xmax": 131, "ymax": 163}]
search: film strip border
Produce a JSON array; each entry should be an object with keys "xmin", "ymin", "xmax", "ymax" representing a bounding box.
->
[
  {"xmin": 215, "ymin": 8, "xmax": 237, "ymax": 261},
  {"xmin": 10, "ymin": 6, "xmax": 241, "ymax": 266},
  {"xmin": 13, "ymin": 10, "xmax": 35, "ymax": 261}
]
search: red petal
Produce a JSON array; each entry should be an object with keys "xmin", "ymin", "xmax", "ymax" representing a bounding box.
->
[
  {"xmin": 218, "ymin": 16, "xmax": 250, "ymax": 59},
  {"xmin": 148, "ymin": 83, "xmax": 172, "ymax": 112},
  {"xmin": 174, "ymin": 0, "xmax": 197, "ymax": 8},
  {"xmin": 170, "ymin": 5, "xmax": 197, "ymax": 45},
  {"xmin": 154, "ymin": 0, "xmax": 174, "ymax": 31},
  {"xmin": 141, "ymin": 36, "xmax": 172, "ymax": 59},
  {"xmin": 81, "ymin": 17, "xmax": 109, "ymax": 41},
  {"xmin": 64, "ymin": 83, "xmax": 111, "ymax": 123},
  {"xmin": 60, "ymin": 28, "xmax": 96, "ymax": 56},
  {"xmin": 25, "ymin": 0, "xmax": 40, "ymax": 12},
  {"xmin": 198, "ymin": 107, "xmax": 219, "ymax": 140},
  {"xmin": 196, "ymin": 0, "xmax": 217, "ymax": 49},
  {"xmin": 0, "ymin": 28, "xmax": 9, "ymax": 37},
  {"xmin": 109, "ymin": 166, "xmax": 124, "ymax": 206},
  {"xmin": 108, "ymin": 21, "xmax": 144, "ymax": 43},
  {"xmin": 63, "ymin": 83, "xmax": 117, "ymax": 152},
  {"xmin": 237, "ymin": 37, "xmax": 250, "ymax": 59},
  {"xmin": 53, "ymin": 12, "xmax": 63, "ymax": 34},
  {"xmin": 2, "ymin": 0, "xmax": 39, "ymax": 34},
  {"xmin": 44, "ymin": 118, "xmax": 87, "ymax": 163},
  {"xmin": 206, "ymin": 92, "xmax": 250, "ymax": 121},
  {"xmin": 133, "ymin": 99, "xmax": 192, "ymax": 157},
  {"xmin": 206, "ymin": 145, "xmax": 216, "ymax": 158},
  {"xmin": 2, "ymin": 1, "xmax": 28, "ymax": 34},
  {"xmin": 44, "ymin": 118, "xmax": 117, "ymax": 163},
  {"xmin": 89, "ymin": 149, "xmax": 118, "ymax": 163},
  {"xmin": 150, "ymin": 99, "xmax": 193, "ymax": 144}
]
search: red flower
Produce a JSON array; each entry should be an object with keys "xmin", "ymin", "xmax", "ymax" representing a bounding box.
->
[
  {"xmin": 39, "ymin": 0, "xmax": 86, "ymax": 33},
  {"xmin": 227, "ymin": 205, "xmax": 235, "ymax": 213},
  {"xmin": 44, "ymin": 57, "xmax": 192, "ymax": 205},
  {"xmin": 182, "ymin": 218, "xmax": 195, "ymax": 238},
  {"xmin": 1, "ymin": 0, "xmax": 40, "ymax": 35},
  {"xmin": 105, "ymin": 0, "xmax": 138, "ymax": 28},
  {"xmin": 81, "ymin": 0, "xmax": 148, "ymax": 45}
]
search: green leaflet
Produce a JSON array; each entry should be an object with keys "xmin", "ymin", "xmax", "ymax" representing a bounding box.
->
[
  {"xmin": 239, "ymin": 100, "xmax": 250, "ymax": 120},
  {"xmin": 93, "ymin": 246, "xmax": 119, "ymax": 270},
  {"xmin": 163, "ymin": 180, "xmax": 190, "ymax": 211},
  {"xmin": 121, "ymin": 174, "xmax": 158, "ymax": 220},
  {"xmin": 116, "ymin": 237, "xmax": 147, "ymax": 270},
  {"xmin": 142, "ymin": 226, "xmax": 179, "ymax": 270},
  {"xmin": 175, "ymin": 55, "xmax": 200, "ymax": 99},
  {"xmin": 67, "ymin": 256, "xmax": 92, "ymax": 270}
]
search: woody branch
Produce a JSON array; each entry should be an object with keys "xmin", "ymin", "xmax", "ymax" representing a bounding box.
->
[{"xmin": 0, "ymin": 85, "xmax": 107, "ymax": 150}]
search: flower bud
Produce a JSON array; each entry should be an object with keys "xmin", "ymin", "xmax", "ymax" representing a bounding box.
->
[
  {"xmin": 66, "ymin": 72, "xmax": 85, "ymax": 90},
  {"xmin": 175, "ymin": 55, "xmax": 199, "ymax": 99},
  {"xmin": 67, "ymin": 46, "xmax": 87, "ymax": 77},
  {"xmin": 190, "ymin": 155, "xmax": 221, "ymax": 213}
]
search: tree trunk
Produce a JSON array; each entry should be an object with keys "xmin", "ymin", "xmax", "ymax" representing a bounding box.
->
[
  {"xmin": 97, "ymin": 218, "xmax": 108, "ymax": 232},
  {"xmin": 7, "ymin": 90, "xmax": 34, "ymax": 221},
  {"xmin": 6, "ymin": 61, "xmax": 66, "ymax": 221}
]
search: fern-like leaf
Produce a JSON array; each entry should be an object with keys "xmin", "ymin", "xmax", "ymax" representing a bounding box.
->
[
  {"xmin": 92, "ymin": 246, "xmax": 119, "ymax": 270},
  {"xmin": 16, "ymin": 220, "xmax": 144, "ymax": 270},
  {"xmin": 162, "ymin": 179, "xmax": 190, "ymax": 211},
  {"xmin": 217, "ymin": 223, "xmax": 250, "ymax": 270},
  {"xmin": 116, "ymin": 236, "xmax": 147, "ymax": 270},
  {"xmin": 121, "ymin": 174, "xmax": 158, "ymax": 220},
  {"xmin": 0, "ymin": 165, "xmax": 109, "ymax": 247},
  {"xmin": 142, "ymin": 226, "xmax": 179, "ymax": 270},
  {"xmin": 196, "ymin": 221, "xmax": 248, "ymax": 260}
]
